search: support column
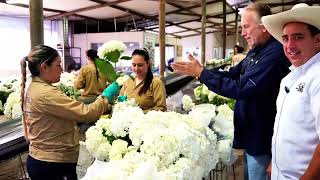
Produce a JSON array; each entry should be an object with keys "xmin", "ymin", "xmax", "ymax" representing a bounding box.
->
[
  {"xmin": 235, "ymin": 8, "xmax": 239, "ymax": 45},
  {"xmin": 29, "ymin": 0, "xmax": 44, "ymax": 48},
  {"xmin": 201, "ymin": 0, "xmax": 206, "ymax": 65},
  {"xmin": 159, "ymin": 0, "xmax": 166, "ymax": 78},
  {"xmin": 222, "ymin": 0, "xmax": 226, "ymax": 59}
]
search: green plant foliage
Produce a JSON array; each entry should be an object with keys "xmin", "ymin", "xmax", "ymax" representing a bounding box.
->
[
  {"xmin": 96, "ymin": 54, "xmax": 131, "ymax": 82},
  {"xmin": 57, "ymin": 84, "xmax": 81, "ymax": 99},
  {"xmin": 106, "ymin": 51, "xmax": 121, "ymax": 63},
  {"xmin": 96, "ymin": 58, "xmax": 119, "ymax": 82},
  {"xmin": 209, "ymin": 96, "xmax": 235, "ymax": 110},
  {"xmin": 0, "ymin": 91, "xmax": 12, "ymax": 105}
]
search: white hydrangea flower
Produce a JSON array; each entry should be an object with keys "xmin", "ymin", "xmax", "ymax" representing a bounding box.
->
[
  {"xmin": 4, "ymin": 91, "xmax": 21, "ymax": 119},
  {"xmin": 193, "ymin": 85, "xmax": 202, "ymax": 100},
  {"xmin": 113, "ymin": 98, "xmax": 138, "ymax": 113},
  {"xmin": 116, "ymin": 75, "xmax": 130, "ymax": 86},
  {"xmin": 95, "ymin": 142, "xmax": 112, "ymax": 161},
  {"xmin": 208, "ymin": 91, "xmax": 217, "ymax": 102},
  {"xmin": 11, "ymin": 103, "xmax": 22, "ymax": 119},
  {"xmin": 212, "ymin": 104, "xmax": 234, "ymax": 138},
  {"xmin": 11, "ymin": 79, "xmax": 21, "ymax": 92},
  {"xmin": 201, "ymin": 85, "xmax": 210, "ymax": 96},
  {"xmin": 109, "ymin": 139, "xmax": 128, "ymax": 160},
  {"xmin": 111, "ymin": 106, "xmax": 144, "ymax": 137},
  {"xmin": 206, "ymin": 58, "xmax": 216, "ymax": 65},
  {"xmin": 53, "ymin": 72, "xmax": 76, "ymax": 87},
  {"xmin": 217, "ymin": 104, "xmax": 234, "ymax": 120},
  {"xmin": 0, "ymin": 76, "xmax": 20, "ymax": 91},
  {"xmin": 97, "ymin": 40, "xmax": 127, "ymax": 59},
  {"xmin": 189, "ymin": 103, "xmax": 216, "ymax": 127},
  {"xmin": 182, "ymin": 95, "xmax": 195, "ymax": 111},
  {"xmin": 0, "ymin": 86, "xmax": 11, "ymax": 93},
  {"xmin": 217, "ymin": 139, "xmax": 233, "ymax": 163},
  {"xmin": 128, "ymin": 160, "xmax": 158, "ymax": 180},
  {"xmin": 85, "ymin": 125, "xmax": 109, "ymax": 160},
  {"xmin": 140, "ymin": 134, "xmax": 180, "ymax": 168}
]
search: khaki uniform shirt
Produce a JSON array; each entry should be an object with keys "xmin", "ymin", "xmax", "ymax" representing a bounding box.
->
[
  {"xmin": 120, "ymin": 76, "xmax": 167, "ymax": 113},
  {"xmin": 74, "ymin": 63, "xmax": 108, "ymax": 98},
  {"xmin": 232, "ymin": 53, "xmax": 246, "ymax": 66},
  {"xmin": 24, "ymin": 77, "xmax": 109, "ymax": 163}
]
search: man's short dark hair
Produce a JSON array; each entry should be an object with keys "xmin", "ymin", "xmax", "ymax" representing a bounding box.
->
[{"xmin": 307, "ymin": 24, "xmax": 320, "ymax": 37}]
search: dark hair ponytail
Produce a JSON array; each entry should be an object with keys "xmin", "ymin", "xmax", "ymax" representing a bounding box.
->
[
  {"xmin": 86, "ymin": 49, "xmax": 100, "ymax": 81},
  {"xmin": 132, "ymin": 48, "xmax": 153, "ymax": 96},
  {"xmin": 20, "ymin": 56, "xmax": 28, "ymax": 142}
]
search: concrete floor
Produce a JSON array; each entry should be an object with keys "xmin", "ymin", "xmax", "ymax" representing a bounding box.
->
[{"xmin": 0, "ymin": 152, "xmax": 29, "ymax": 180}]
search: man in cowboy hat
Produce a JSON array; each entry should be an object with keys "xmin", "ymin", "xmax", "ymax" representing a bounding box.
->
[
  {"xmin": 172, "ymin": 3, "xmax": 290, "ymax": 180},
  {"xmin": 262, "ymin": 3, "xmax": 320, "ymax": 180}
]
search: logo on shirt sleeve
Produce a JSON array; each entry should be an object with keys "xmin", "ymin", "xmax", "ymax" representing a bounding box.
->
[{"xmin": 296, "ymin": 82, "xmax": 305, "ymax": 93}]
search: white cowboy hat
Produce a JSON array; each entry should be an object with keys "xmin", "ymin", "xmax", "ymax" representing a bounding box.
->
[{"xmin": 261, "ymin": 3, "xmax": 320, "ymax": 43}]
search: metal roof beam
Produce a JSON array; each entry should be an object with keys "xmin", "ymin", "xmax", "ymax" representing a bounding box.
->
[{"xmin": 46, "ymin": 0, "xmax": 130, "ymax": 20}]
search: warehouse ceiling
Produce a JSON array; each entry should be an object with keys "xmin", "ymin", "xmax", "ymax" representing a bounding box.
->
[{"xmin": 0, "ymin": 0, "xmax": 319, "ymax": 38}]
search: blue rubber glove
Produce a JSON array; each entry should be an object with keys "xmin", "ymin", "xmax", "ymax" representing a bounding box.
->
[
  {"xmin": 118, "ymin": 95, "xmax": 127, "ymax": 102},
  {"xmin": 102, "ymin": 82, "xmax": 119, "ymax": 102}
]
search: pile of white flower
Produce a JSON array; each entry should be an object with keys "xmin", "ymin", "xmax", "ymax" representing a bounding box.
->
[
  {"xmin": 205, "ymin": 58, "xmax": 225, "ymax": 66},
  {"xmin": 1, "ymin": 72, "xmax": 80, "ymax": 119},
  {"xmin": 53, "ymin": 72, "xmax": 81, "ymax": 99},
  {"xmin": 0, "ymin": 77, "xmax": 22, "ymax": 119},
  {"xmin": 182, "ymin": 89, "xmax": 235, "ymax": 164},
  {"xmin": 3, "ymin": 91, "xmax": 22, "ymax": 119},
  {"xmin": 212, "ymin": 104, "xmax": 234, "ymax": 164},
  {"xmin": 53, "ymin": 72, "xmax": 77, "ymax": 87},
  {"xmin": 83, "ymin": 101, "xmax": 221, "ymax": 180}
]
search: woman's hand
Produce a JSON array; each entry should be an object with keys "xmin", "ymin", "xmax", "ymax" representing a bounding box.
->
[{"xmin": 118, "ymin": 95, "xmax": 127, "ymax": 102}]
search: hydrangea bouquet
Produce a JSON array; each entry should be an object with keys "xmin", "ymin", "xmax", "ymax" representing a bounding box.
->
[
  {"xmin": 96, "ymin": 40, "xmax": 131, "ymax": 82},
  {"xmin": 83, "ymin": 100, "xmax": 220, "ymax": 179}
]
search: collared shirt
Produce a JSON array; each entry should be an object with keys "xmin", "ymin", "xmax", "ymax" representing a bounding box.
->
[
  {"xmin": 120, "ymin": 76, "xmax": 166, "ymax": 113},
  {"xmin": 199, "ymin": 37, "xmax": 290, "ymax": 155},
  {"xmin": 272, "ymin": 52, "xmax": 320, "ymax": 180},
  {"xmin": 24, "ymin": 77, "xmax": 109, "ymax": 163},
  {"xmin": 74, "ymin": 63, "xmax": 108, "ymax": 98}
]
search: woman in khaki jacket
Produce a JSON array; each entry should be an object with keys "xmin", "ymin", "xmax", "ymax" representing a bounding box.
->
[
  {"xmin": 119, "ymin": 48, "xmax": 167, "ymax": 113},
  {"xmin": 20, "ymin": 45, "xmax": 119, "ymax": 180},
  {"xmin": 74, "ymin": 49, "xmax": 109, "ymax": 104}
]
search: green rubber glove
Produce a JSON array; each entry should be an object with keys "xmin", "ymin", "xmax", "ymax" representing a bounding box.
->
[
  {"xmin": 102, "ymin": 82, "xmax": 119, "ymax": 102},
  {"xmin": 118, "ymin": 95, "xmax": 127, "ymax": 102}
]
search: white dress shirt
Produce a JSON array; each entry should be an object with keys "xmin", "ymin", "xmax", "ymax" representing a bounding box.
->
[{"xmin": 272, "ymin": 52, "xmax": 320, "ymax": 180}]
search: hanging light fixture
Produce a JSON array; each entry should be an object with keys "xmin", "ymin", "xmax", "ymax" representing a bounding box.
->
[{"xmin": 6, "ymin": 0, "xmax": 28, "ymax": 4}]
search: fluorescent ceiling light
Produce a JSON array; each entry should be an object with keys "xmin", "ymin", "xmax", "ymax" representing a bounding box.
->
[{"xmin": 6, "ymin": 0, "xmax": 29, "ymax": 4}]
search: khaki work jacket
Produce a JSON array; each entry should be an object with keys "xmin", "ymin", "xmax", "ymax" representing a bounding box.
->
[{"xmin": 24, "ymin": 77, "xmax": 109, "ymax": 163}]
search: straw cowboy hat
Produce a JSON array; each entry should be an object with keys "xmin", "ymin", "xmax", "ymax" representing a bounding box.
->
[{"xmin": 261, "ymin": 3, "xmax": 320, "ymax": 43}]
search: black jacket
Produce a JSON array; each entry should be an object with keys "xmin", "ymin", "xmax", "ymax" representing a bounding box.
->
[{"xmin": 199, "ymin": 37, "xmax": 290, "ymax": 155}]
